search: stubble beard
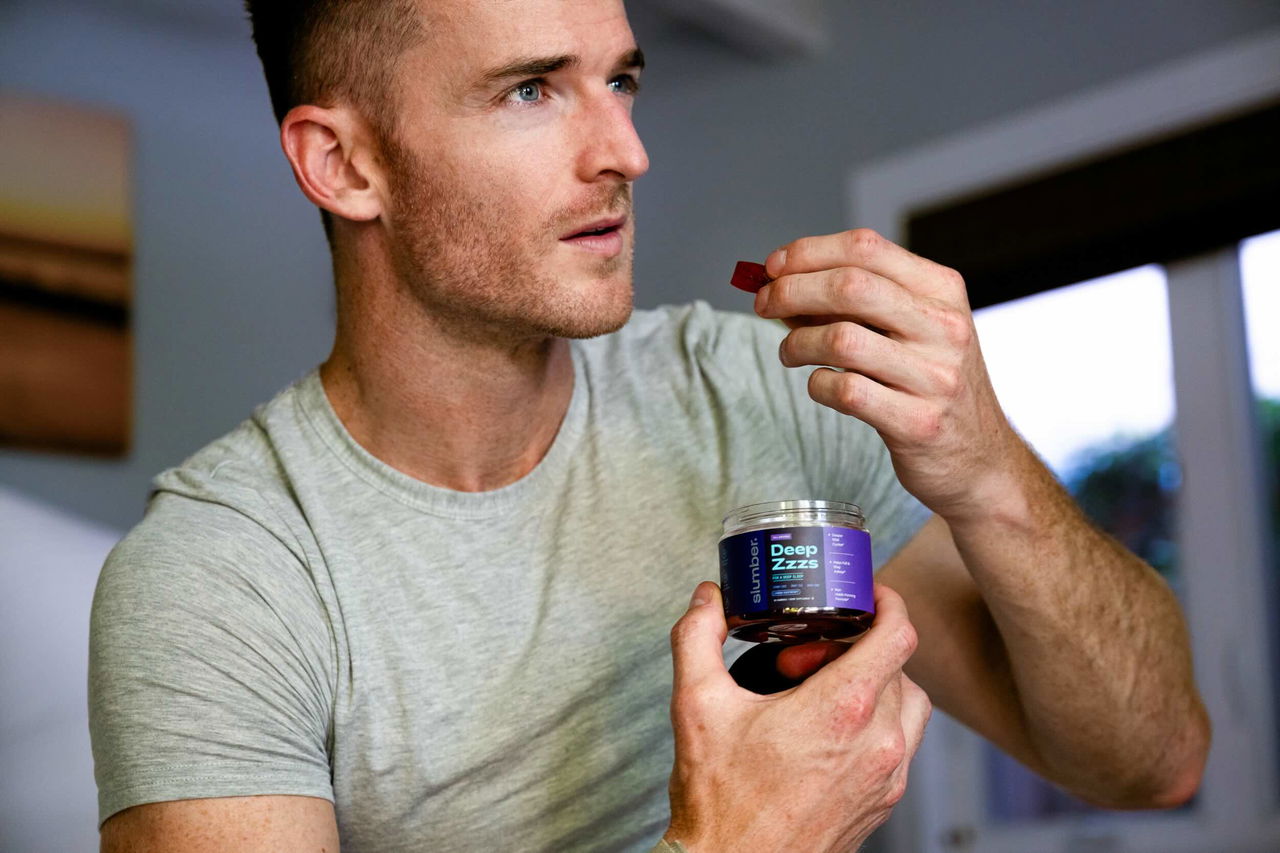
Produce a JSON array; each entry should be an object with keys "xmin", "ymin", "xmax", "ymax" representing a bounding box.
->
[{"xmin": 380, "ymin": 138, "xmax": 636, "ymax": 345}]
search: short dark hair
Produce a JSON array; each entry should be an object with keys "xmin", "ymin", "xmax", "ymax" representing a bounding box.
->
[
  {"xmin": 244, "ymin": 0, "xmax": 422, "ymax": 128},
  {"xmin": 244, "ymin": 0, "xmax": 424, "ymax": 240}
]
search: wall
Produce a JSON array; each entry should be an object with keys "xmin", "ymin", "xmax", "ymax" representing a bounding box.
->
[{"xmin": 3, "ymin": 0, "xmax": 1279, "ymax": 530}]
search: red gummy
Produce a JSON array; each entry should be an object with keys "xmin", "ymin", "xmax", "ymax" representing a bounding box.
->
[{"xmin": 730, "ymin": 260, "xmax": 771, "ymax": 293}]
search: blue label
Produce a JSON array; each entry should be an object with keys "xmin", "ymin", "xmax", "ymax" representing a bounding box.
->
[{"xmin": 720, "ymin": 525, "xmax": 874, "ymax": 615}]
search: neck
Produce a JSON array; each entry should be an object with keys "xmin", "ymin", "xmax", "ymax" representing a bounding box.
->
[{"xmin": 319, "ymin": 237, "xmax": 575, "ymax": 493}]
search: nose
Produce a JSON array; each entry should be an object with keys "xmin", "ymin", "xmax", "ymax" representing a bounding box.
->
[{"xmin": 574, "ymin": 89, "xmax": 650, "ymax": 184}]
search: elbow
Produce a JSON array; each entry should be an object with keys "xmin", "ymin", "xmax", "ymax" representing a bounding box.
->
[
  {"xmin": 1146, "ymin": 763, "xmax": 1204, "ymax": 810},
  {"xmin": 1110, "ymin": 703, "xmax": 1212, "ymax": 811},
  {"xmin": 1148, "ymin": 708, "xmax": 1212, "ymax": 810}
]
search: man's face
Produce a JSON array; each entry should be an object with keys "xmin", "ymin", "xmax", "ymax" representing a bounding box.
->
[{"xmin": 374, "ymin": 0, "xmax": 648, "ymax": 342}]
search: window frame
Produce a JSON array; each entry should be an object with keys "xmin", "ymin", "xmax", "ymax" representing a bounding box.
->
[{"xmin": 849, "ymin": 26, "xmax": 1280, "ymax": 853}]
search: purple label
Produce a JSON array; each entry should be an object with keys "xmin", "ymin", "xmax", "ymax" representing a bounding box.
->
[{"xmin": 719, "ymin": 525, "xmax": 874, "ymax": 615}]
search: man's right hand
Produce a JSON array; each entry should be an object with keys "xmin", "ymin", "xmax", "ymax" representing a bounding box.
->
[{"xmin": 663, "ymin": 582, "xmax": 931, "ymax": 853}]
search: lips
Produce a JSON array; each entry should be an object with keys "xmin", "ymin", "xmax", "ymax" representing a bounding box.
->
[{"xmin": 561, "ymin": 216, "xmax": 627, "ymax": 240}]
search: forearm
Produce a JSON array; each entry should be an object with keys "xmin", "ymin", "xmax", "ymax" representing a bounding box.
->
[
  {"xmin": 946, "ymin": 437, "xmax": 1209, "ymax": 807},
  {"xmin": 748, "ymin": 228, "xmax": 1209, "ymax": 807}
]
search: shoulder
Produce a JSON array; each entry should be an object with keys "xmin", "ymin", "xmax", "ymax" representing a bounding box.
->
[
  {"xmin": 151, "ymin": 380, "xmax": 300, "ymax": 507},
  {"xmin": 97, "ymin": 375, "xmax": 326, "ymax": 627},
  {"xmin": 92, "ymin": 491, "xmax": 328, "ymax": 667},
  {"xmin": 142, "ymin": 375, "xmax": 318, "ymax": 552}
]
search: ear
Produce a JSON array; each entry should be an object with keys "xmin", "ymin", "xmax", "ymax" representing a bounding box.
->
[{"xmin": 280, "ymin": 104, "xmax": 384, "ymax": 223}]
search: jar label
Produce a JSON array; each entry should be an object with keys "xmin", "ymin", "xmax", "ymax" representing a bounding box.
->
[{"xmin": 719, "ymin": 525, "xmax": 874, "ymax": 615}]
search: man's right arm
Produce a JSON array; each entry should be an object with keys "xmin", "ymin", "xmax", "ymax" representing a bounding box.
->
[
  {"xmin": 90, "ymin": 496, "xmax": 337, "ymax": 843},
  {"xmin": 100, "ymin": 795, "xmax": 340, "ymax": 852}
]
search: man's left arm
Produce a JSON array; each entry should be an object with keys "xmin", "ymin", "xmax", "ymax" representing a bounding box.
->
[{"xmin": 756, "ymin": 228, "xmax": 1210, "ymax": 809}]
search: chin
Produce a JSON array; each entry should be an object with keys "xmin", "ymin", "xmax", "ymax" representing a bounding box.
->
[{"xmin": 543, "ymin": 285, "xmax": 634, "ymax": 339}]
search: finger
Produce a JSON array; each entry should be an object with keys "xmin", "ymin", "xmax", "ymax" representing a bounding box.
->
[
  {"xmin": 805, "ymin": 583, "xmax": 919, "ymax": 701},
  {"xmin": 880, "ymin": 674, "xmax": 932, "ymax": 802},
  {"xmin": 669, "ymin": 582, "xmax": 734, "ymax": 698},
  {"xmin": 729, "ymin": 643, "xmax": 802, "ymax": 695},
  {"xmin": 807, "ymin": 367, "xmax": 938, "ymax": 443},
  {"xmin": 780, "ymin": 323, "xmax": 923, "ymax": 393},
  {"xmin": 898, "ymin": 673, "xmax": 933, "ymax": 761},
  {"xmin": 755, "ymin": 267, "xmax": 932, "ymax": 341},
  {"xmin": 730, "ymin": 641, "xmax": 850, "ymax": 694},
  {"xmin": 775, "ymin": 640, "xmax": 850, "ymax": 681},
  {"xmin": 766, "ymin": 229, "xmax": 955, "ymax": 299},
  {"xmin": 866, "ymin": 662, "xmax": 904, "ymax": 737}
]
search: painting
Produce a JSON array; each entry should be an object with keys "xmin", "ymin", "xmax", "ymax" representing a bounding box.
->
[{"xmin": 0, "ymin": 93, "xmax": 132, "ymax": 455}]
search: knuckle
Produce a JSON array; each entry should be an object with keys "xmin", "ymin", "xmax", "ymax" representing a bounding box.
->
[
  {"xmin": 788, "ymin": 237, "xmax": 817, "ymax": 267},
  {"xmin": 908, "ymin": 407, "xmax": 944, "ymax": 444},
  {"xmin": 929, "ymin": 362, "xmax": 962, "ymax": 399},
  {"xmin": 671, "ymin": 686, "xmax": 715, "ymax": 732},
  {"xmin": 833, "ymin": 266, "xmax": 864, "ymax": 303},
  {"xmin": 885, "ymin": 772, "xmax": 910, "ymax": 807},
  {"xmin": 836, "ymin": 374, "xmax": 868, "ymax": 413},
  {"xmin": 895, "ymin": 622, "xmax": 920, "ymax": 659},
  {"xmin": 918, "ymin": 695, "xmax": 935, "ymax": 733},
  {"xmin": 845, "ymin": 228, "xmax": 882, "ymax": 252},
  {"xmin": 902, "ymin": 672, "xmax": 927, "ymax": 703},
  {"xmin": 941, "ymin": 265, "xmax": 967, "ymax": 292},
  {"xmin": 669, "ymin": 616, "xmax": 697, "ymax": 650},
  {"xmin": 940, "ymin": 308, "xmax": 974, "ymax": 348},
  {"xmin": 835, "ymin": 688, "xmax": 876, "ymax": 731},
  {"xmin": 870, "ymin": 731, "xmax": 907, "ymax": 774},
  {"xmin": 903, "ymin": 676, "xmax": 933, "ymax": 728},
  {"xmin": 955, "ymin": 322, "xmax": 975, "ymax": 349},
  {"xmin": 830, "ymin": 322, "xmax": 863, "ymax": 362}
]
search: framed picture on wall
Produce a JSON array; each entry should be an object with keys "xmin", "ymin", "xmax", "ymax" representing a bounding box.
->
[{"xmin": 0, "ymin": 92, "xmax": 132, "ymax": 455}]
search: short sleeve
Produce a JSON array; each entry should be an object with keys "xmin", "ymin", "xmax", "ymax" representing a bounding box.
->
[
  {"xmin": 699, "ymin": 304, "xmax": 933, "ymax": 568},
  {"xmin": 88, "ymin": 492, "xmax": 336, "ymax": 826}
]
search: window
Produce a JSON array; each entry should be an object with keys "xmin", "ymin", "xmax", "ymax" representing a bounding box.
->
[
  {"xmin": 1241, "ymin": 228, "xmax": 1280, "ymax": 795},
  {"xmin": 973, "ymin": 266, "xmax": 1182, "ymax": 824},
  {"xmin": 850, "ymin": 28, "xmax": 1280, "ymax": 853}
]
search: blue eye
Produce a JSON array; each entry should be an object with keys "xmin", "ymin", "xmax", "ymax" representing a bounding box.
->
[
  {"xmin": 609, "ymin": 74, "xmax": 641, "ymax": 96},
  {"xmin": 510, "ymin": 81, "xmax": 543, "ymax": 103}
]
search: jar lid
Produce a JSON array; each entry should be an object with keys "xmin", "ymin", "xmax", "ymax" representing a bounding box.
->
[{"xmin": 722, "ymin": 499, "xmax": 865, "ymax": 532}]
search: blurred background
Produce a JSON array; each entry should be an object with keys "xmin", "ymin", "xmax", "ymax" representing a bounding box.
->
[{"xmin": 1, "ymin": 0, "xmax": 1277, "ymax": 850}]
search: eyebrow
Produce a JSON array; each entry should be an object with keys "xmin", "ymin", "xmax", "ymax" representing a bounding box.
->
[{"xmin": 477, "ymin": 47, "xmax": 645, "ymax": 87}]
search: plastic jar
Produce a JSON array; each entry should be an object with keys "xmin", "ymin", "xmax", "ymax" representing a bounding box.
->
[{"xmin": 719, "ymin": 499, "xmax": 875, "ymax": 643}]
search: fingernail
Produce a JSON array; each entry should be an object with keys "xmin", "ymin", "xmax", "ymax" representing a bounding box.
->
[
  {"xmin": 689, "ymin": 585, "xmax": 708, "ymax": 609},
  {"xmin": 766, "ymin": 248, "xmax": 787, "ymax": 276}
]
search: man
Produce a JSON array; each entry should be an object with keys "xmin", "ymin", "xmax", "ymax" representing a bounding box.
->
[{"xmin": 89, "ymin": 1, "xmax": 1209, "ymax": 851}]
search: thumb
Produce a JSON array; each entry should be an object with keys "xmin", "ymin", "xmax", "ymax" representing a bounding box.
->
[{"xmin": 669, "ymin": 581, "xmax": 732, "ymax": 697}]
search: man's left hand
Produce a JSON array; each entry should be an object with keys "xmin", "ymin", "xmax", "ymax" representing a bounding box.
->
[{"xmin": 756, "ymin": 228, "xmax": 1023, "ymax": 522}]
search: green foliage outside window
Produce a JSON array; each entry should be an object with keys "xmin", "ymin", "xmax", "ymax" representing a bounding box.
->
[
  {"xmin": 1063, "ymin": 396, "xmax": 1280, "ymax": 584},
  {"xmin": 987, "ymin": 397, "xmax": 1280, "ymax": 823}
]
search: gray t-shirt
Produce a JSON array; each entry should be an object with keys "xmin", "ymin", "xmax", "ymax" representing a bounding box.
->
[{"xmin": 89, "ymin": 302, "xmax": 931, "ymax": 852}]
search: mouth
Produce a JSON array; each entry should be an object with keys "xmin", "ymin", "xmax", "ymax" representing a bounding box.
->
[
  {"xmin": 559, "ymin": 215, "xmax": 628, "ymax": 256},
  {"xmin": 560, "ymin": 216, "xmax": 627, "ymax": 241}
]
